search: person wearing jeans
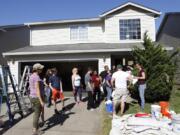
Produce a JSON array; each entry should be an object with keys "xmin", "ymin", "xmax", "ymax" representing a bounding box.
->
[
  {"xmin": 135, "ymin": 63, "xmax": 146, "ymax": 111},
  {"xmin": 44, "ymin": 69, "xmax": 52, "ymax": 107},
  {"xmin": 138, "ymin": 84, "xmax": 146, "ymax": 110},
  {"xmin": 72, "ymin": 68, "xmax": 82, "ymax": 104}
]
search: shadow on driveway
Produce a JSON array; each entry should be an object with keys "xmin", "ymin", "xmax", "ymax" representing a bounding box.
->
[{"xmin": 42, "ymin": 102, "xmax": 76, "ymax": 131}]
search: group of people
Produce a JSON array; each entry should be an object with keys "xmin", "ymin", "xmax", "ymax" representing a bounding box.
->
[
  {"xmin": 72, "ymin": 67, "xmax": 101, "ymax": 110},
  {"xmin": 29, "ymin": 64, "xmax": 65, "ymax": 135},
  {"xmin": 29, "ymin": 62, "xmax": 146, "ymax": 135},
  {"xmin": 91, "ymin": 64, "xmax": 146, "ymax": 116}
]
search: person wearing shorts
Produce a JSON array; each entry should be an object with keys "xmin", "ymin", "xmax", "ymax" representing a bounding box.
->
[
  {"xmin": 111, "ymin": 64, "xmax": 132, "ymax": 116},
  {"xmin": 49, "ymin": 68, "xmax": 65, "ymax": 114}
]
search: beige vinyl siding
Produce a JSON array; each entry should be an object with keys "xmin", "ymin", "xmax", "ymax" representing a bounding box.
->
[
  {"xmin": 104, "ymin": 8, "xmax": 156, "ymax": 43},
  {"xmin": 31, "ymin": 22, "xmax": 104, "ymax": 46},
  {"xmin": 31, "ymin": 7, "xmax": 156, "ymax": 46}
]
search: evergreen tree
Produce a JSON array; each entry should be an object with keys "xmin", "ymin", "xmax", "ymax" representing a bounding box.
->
[{"xmin": 132, "ymin": 32, "xmax": 179, "ymax": 102}]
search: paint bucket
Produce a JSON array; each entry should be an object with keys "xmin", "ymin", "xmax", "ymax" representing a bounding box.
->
[
  {"xmin": 151, "ymin": 105, "xmax": 161, "ymax": 119},
  {"xmin": 159, "ymin": 101, "xmax": 171, "ymax": 118},
  {"xmin": 105, "ymin": 100, "xmax": 113, "ymax": 113}
]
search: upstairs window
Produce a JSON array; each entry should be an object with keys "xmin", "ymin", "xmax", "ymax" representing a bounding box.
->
[
  {"xmin": 119, "ymin": 19, "xmax": 141, "ymax": 40},
  {"xmin": 70, "ymin": 25, "xmax": 88, "ymax": 40}
]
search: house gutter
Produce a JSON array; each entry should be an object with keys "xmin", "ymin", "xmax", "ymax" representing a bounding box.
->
[{"xmin": 3, "ymin": 47, "xmax": 173, "ymax": 57}]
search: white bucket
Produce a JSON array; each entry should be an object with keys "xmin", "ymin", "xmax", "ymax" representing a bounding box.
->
[
  {"xmin": 151, "ymin": 105, "xmax": 161, "ymax": 119},
  {"xmin": 172, "ymin": 114, "xmax": 180, "ymax": 133}
]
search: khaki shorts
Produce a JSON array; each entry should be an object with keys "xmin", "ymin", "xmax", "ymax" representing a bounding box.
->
[{"xmin": 113, "ymin": 88, "xmax": 129, "ymax": 104}]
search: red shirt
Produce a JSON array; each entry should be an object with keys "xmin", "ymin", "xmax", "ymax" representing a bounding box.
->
[
  {"xmin": 138, "ymin": 69, "xmax": 146, "ymax": 85},
  {"xmin": 91, "ymin": 75, "xmax": 100, "ymax": 88}
]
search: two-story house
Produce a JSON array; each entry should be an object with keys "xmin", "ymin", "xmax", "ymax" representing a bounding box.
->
[{"xmin": 3, "ymin": 2, "xmax": 161, "ymax": 90}]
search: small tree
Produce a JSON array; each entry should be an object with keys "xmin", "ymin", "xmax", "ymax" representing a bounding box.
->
[{"xmin": 132, "ymin": 32, "xmax": 178, "ymax": 102}]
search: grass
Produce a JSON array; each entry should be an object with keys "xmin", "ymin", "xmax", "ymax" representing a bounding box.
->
[
  {"xmin": 100, "ymin": 86, "xmax": 180, "ymax": 135},
  {"xmin": 100, "ymin": 103, "xmax": 112, "ymax": 135}
]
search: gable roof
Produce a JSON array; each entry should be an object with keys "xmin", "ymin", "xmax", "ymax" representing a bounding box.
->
[
  {"xmin": 100, "ymin": 1, "xmax": 161, "ymax": 17},
  {"xmin": 25, "ymin": 2, "xmax": 161, "ymax": 26}
]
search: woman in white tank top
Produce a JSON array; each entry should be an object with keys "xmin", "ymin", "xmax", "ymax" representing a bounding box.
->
[{"xmin": 72, "ymin": 68, "xmax": 82, "ymax": 104}]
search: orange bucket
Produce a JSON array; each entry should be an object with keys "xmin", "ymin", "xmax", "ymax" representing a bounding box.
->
[{"xmin": 159, "ymin": 101, "xmax": 171, "ymax": 118}]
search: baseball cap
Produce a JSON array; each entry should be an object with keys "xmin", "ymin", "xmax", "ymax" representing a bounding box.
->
[{"xmin": 33, "ymin": 63, "xmax": 44, "ymax": 70}]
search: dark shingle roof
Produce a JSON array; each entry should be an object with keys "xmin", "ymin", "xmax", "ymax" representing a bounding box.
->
[
  {"xmin": 157, "ymin": 12, "xmax": 180, "ymax": 49},
  {"xmin": 3, "ymin": 42, "xmax": 173, "ymax": 57},
  {"xmin": 3, "ymin": 43, "xmax": 142, "ymax": 56}
]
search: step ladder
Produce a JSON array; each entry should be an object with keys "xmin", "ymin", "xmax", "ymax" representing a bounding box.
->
[
  {"xmin": 0, "ymin": 65, "xmax": 23, "ymax": 124},
  {"xmin": 18, "ymin": 65, "xmax": 32, "ymax": 114}
]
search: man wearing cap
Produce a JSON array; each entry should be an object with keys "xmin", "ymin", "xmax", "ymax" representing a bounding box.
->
[
  {"xmin": 29, "ymin": 63, "xmax": 45, "ymax": 135},
  {"xmin": 111, "ymin": 64, "xmax": 132, "ymax": 116}
]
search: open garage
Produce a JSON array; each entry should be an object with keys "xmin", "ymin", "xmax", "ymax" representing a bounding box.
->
[{"xmin": 20, "ymin": 60, "xmax": 98, "ymax": 91}]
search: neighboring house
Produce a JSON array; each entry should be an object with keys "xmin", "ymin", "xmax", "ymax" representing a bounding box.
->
[
  {"xmin": 0, "ymin": 25, "xmax": 30, "ymax": 65},
  {"xmin": 3, "ymin": 2, "xmax": 164, "ymax": 90},
  {"xmin": 157, "ymin": 12, "xmax": 180, "ymax": 84}
]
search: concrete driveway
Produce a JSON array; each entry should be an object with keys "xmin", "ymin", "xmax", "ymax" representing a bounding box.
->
[{"xmin": 2, "ymin": 97, "xmax": 101, "ymax": 135}]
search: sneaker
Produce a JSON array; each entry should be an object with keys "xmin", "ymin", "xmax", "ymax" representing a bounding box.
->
[
  {"xmin": 113, "ymin": 114, "xmax": 120, "ymax": 119},
  {"xmin": 90, "ymin": 108, "xmax": 94, "ymax": 111},
  {"xmin": 54, "ymin": 109, "xmax": 60, "ymax": 114},
  {"xmin": 46, "ymin": 104, "xmax": 51, "ymax": 108},
  {"xmin": 39, "ymin": 121, "xmax": 45, "ymax": 127}
]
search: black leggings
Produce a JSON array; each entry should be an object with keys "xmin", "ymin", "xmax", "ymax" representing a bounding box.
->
[
  {"xmin": 87, "ymin": 91, "xmax": 94, "ymax": 109},
  {"xmin": 74, "ymin": 86, "xmax": 82, "ymax": 102}
]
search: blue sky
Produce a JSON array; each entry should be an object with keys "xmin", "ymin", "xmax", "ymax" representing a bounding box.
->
[{"xmin": 0, "ymin": 0, "xmax": 180, "ymax": 31}]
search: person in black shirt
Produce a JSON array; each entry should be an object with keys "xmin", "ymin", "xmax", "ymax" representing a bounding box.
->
[{"xmin": 99, "ymin": 65, "xmax": 109, "ymax": 99}]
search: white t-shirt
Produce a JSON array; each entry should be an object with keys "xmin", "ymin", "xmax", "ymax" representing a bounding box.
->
[
  {"xmin": 74, "ymin": 75, "xmax": 81, "ymax": 87},
  {"xmin": 112, "ymin": 70, "xmax": 129, "ymax": 89}
]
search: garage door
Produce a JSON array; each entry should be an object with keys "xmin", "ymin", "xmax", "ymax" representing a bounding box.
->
[{"xmin": 21, "ymin": 60, "xmax": 98, "ymax": 91}]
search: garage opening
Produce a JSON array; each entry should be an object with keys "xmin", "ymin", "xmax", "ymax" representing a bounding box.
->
[{"xmin": 20, "ymin": 61, "xmax": 98, "ymax": 91}]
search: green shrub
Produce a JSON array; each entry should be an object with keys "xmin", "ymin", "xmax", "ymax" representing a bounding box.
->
[{"xmin": 132, "ymin": 32, "xmax": 179, "ymax": 102}]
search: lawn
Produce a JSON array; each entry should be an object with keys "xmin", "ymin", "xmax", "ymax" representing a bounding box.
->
[{"xmin": 100, "ymin": 86, "xmax": 180, "ymax": 135}]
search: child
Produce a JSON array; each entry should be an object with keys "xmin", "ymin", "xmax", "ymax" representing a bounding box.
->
[{"xmin": 49, "ymin": 68, "xmax": 65, "ymax": 114}]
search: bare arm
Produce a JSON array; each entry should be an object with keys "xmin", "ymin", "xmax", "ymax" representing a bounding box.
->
[
  {"xmin": 111, "ymin": 78, "xmax": 115, "ymax": 88},
  {"xmin": 49, "ymin": 83, "xmax": 53, "ymax": 90},
  {"xmin": 35, "ymin": 81, "xmax": 44, "ymax": 106},
  {"xmin": 60, "ymin": 80, "xmax": 63, "ymax": 92},
  {"xmin": 43, "ymin": 78, "xmax": 48, "ymax": 87},
  {"xmin": 106, "ymin": 79, "xmax": 111, "ymax": 87},
  {"xmin": 136, "ymin": 72, "xmax": 146, "ymax": 79},
  {"xmin": 71, "ymin": 75, "xmax": 75, "ymax": 89},
  {"xmin": 127, "ymin": 75, "xmax": 133, "ymax": 81},
  {"xmin": 137, "ymin": 72, "xmax": 145, "ymax": 80}
]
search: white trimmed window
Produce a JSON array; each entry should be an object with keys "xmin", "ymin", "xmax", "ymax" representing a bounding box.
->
[
  {"xmin": 70, "ymin": 25, "xmax": 88, "ymax": 40},
  {"xmin": 119, "ymin": 19, "xmax": 141, "ymax": 40}
]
